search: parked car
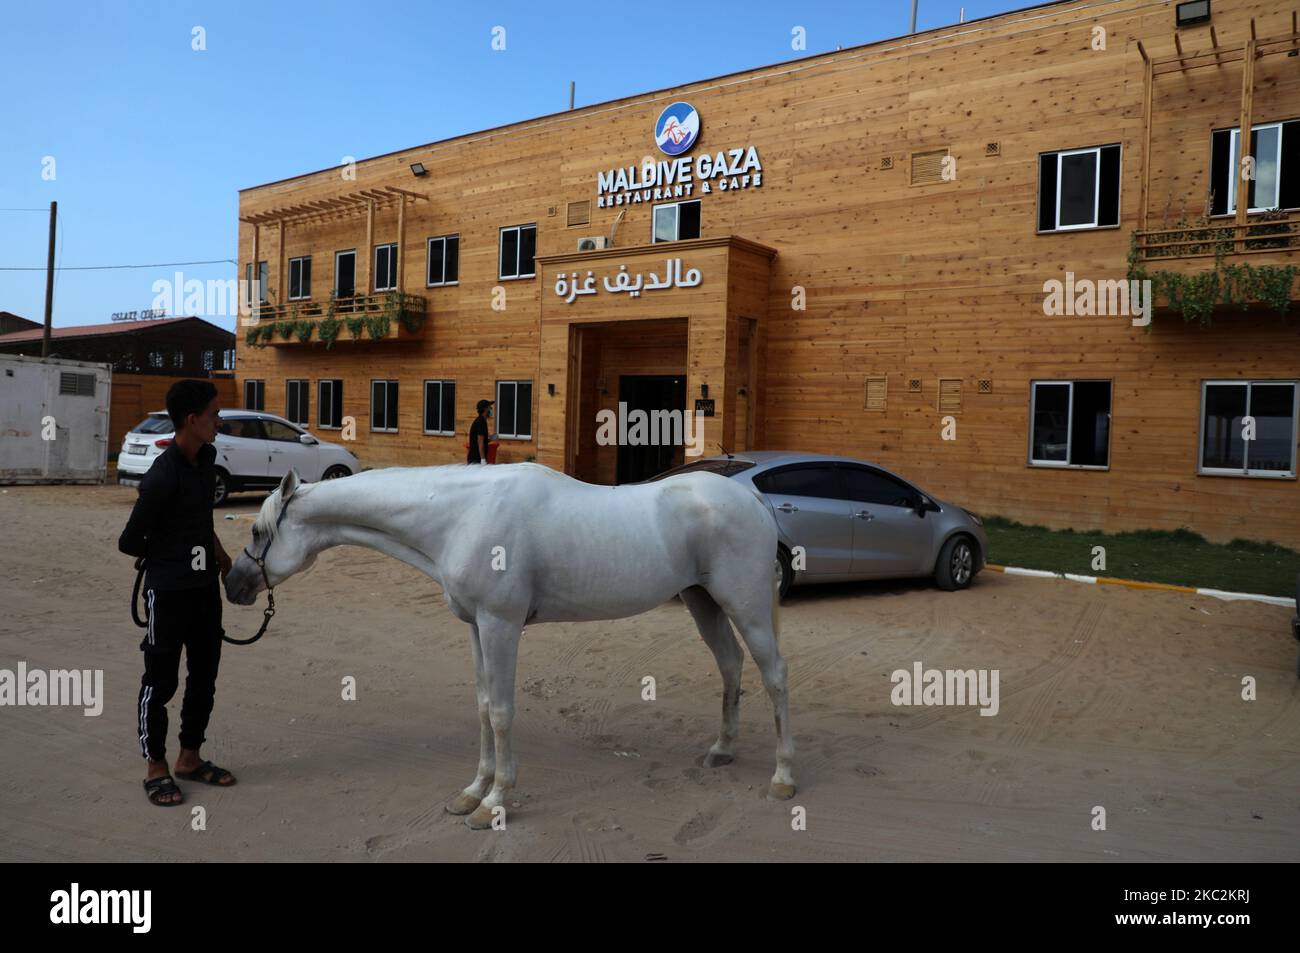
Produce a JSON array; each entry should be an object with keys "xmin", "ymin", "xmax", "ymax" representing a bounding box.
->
[
  {"xmin": 652, "ymin": 451, "xmax": 988, "ymax": 597},
  {"xmin": 117, "ymin": 409, "xmax": 359, "ymax": 504}
]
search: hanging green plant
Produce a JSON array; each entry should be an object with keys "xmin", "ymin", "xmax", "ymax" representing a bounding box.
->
[
  {"xmin": 345, "ymin": 316, "xmax": 366, "ymax": 340},
  {"xmin": 293, "ymin": 320, "xmax": 314, "ymax": 343},
  {"xmin": 366, "ymin": 313, "xmax": 391, "ymax": 340},
  {"xmin": 318, "ymin": 315, "xmax": 342, "ymax": 349},
  {"xmin": 244, "ymin": 325, "xmax": 263, "ymax": 348},
  {"xmin": 274, "ymin": 320, "xmax": 295, "ymax": 340},
  {"xmin": 1128, "ymin": 231, "xmax": 1297, "ymax": 326},
  {"xmin": 260, "ymin": 324, "xmax": 277, "ymax": 344}
]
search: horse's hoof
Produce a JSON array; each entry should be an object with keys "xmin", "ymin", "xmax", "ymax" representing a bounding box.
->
[
  {"xmin": 465, "ymin": 805, "xmax": 497, "ymax": 830},
  {"xmin": 703, "ymin": 751, "xmax": 734, "ymax": 768},
  {"xmin": 444, "ymin": 792, "xmax": 482, "ymax": 816},
  {"xmin": 767, "ymin": 781, "xmax": 797, "ymax": 800}
]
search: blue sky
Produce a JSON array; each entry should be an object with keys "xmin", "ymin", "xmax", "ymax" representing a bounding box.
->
[{"xmin": 2, "ymin": 0, "xmax": 1021, "ymax": 330}]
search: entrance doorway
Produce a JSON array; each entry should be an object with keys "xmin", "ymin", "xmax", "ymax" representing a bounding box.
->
[{"xmin": 616, "ymin": 374, "xmax": 687, "ymax": 484}]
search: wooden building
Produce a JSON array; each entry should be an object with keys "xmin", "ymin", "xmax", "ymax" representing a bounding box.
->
[{"xmin": 236, "ymin": 0, "xmax": 1300, "ymax": 546}]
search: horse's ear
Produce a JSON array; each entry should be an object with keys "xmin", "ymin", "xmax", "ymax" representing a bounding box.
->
[{"xmin": 280, "ymin": 468, "xmax": 301, "ymax": 501}]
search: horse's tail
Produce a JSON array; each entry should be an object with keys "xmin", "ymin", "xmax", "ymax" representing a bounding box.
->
[{"xmin": 771, "ymin": 556, "xmax": 782, "ymax": 648}]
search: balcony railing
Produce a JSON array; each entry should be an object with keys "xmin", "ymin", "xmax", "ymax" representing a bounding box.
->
[
  {"xmin": 1134, "ymin": 211, "xmax": 1299, "ymax": 262},
  {"xmin": 241, "ymin": 292, "xmax": 427, "ymax": 347}
]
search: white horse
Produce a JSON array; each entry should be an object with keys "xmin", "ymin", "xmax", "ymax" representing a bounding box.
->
[{"xmin": 224, "ymin": 463, "xmax": 795, "ymax": 829}]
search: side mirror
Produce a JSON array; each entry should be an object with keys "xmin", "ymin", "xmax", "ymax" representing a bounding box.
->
[
  {"xmin": 299, "ymin": 433, "xmax": 318, "ymax": 445},
  {"xmin": 913, "ymin": 494, "xmax": 931, "ymax": 516}
]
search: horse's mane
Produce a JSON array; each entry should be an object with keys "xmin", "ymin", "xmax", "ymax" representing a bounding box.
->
[{"xmin": 252, "ymin": 487, "xmax": 285, "ymax": 542}]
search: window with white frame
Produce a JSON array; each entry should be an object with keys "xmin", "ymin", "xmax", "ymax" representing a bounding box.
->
[
  {"xmin": 371, "ymin": 379, "xmax": 399, "ymax": 432},
  {"xmin": 427, "ymin": 235, "xmax": 459, "ymax": 286},
  {"xmin": 285, "ymin": 379, "xmax": 309, "ymax": 426},
  {"xmin": 1200, "ymin": 381, "xmax": 1298, "ymax": 477},
  {"xmin": 652, "ymin": 200, "xmax": 702, "ymax": 242},
  {"xmin": 1029, "ymin": 380, "xmax": 1112, "ymax": 467},
  {"xmin": 1211, "ymin": 119, "xmax": 1299, "ymax": 215},
  {"xmin": 288, "ymin": 256, "xmax": 312, "ymax": 300},
  {"xmin": 374, "ymin": 243, "xmax": 398, "ymax": 292},
  {"xmin": 1037, "ymin": 144, "xmax": 1121, "ymax": 232},
  {"xmin": 495, "ymin": 380, "xmax": 533, "ymax": 439},
  {"xmin": 498, "ymin": 224, "xmax": 536, "ymax": 280},
  {"xmin": 244, "ymin": 379, "xmax": 265, "ymax": 411},
  {"xmin": 423, "ymin": 380, "xmax": 456, "ymax": 434},
  {"xmin": 318, "ymin": 379, "xmax": 343, "ymax": 429}
]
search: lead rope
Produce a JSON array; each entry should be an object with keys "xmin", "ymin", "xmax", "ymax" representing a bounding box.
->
[{"xmin": 130, "ymin": 556, "xmax": 274, "ymax": 646}]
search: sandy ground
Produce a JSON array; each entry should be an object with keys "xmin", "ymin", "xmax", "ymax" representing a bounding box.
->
[{"xmin": 1, "ymin": 480, "xmax": 1298, "ymax": 863}]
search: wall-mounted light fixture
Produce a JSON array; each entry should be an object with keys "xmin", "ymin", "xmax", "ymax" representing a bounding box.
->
[
  {"xmin": 410, "ymin": 162, "xmax": 428, "ymax": 177},
  {"xmin": 701, "ymin": 383, "xmax": 709, "ymax": 399},
  {"xmin": 548, "ymin": 383, "xmax": 556, "ymax": 396}
]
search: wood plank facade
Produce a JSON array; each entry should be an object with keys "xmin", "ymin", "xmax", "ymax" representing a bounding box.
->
[{"xmin": 236, "ymin": 0, "xmax": 1300, "ymax": 546}]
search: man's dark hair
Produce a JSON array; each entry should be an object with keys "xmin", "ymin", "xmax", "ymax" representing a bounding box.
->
[{"xmin": 166, "ymin": 379, "xmax": 219, "ymax": 431}]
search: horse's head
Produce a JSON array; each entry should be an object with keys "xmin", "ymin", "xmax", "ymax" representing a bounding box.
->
[{"xmin": 225, "ymin": 469, "xmax": 318, "ymax": 606}]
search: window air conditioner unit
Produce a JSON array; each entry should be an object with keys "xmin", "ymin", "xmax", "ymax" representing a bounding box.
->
[{"xmin": 577, "ymin": 236, "xmax": 609, "ymax": 251}]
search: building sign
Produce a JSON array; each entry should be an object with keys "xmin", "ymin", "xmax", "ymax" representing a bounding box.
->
[
  {"xmin": 655, "ymin": 102, "xmax": 700, "ymax": 155},
  {"xmin": 554, "ymin": 257, "xmax": 701, "ymax": 304},
  {"xmin": 111, "ymin": 309, "xmax": 167, "ymax": 321},
  {"xmin": 596, "ymin": 103, "xmax": 763, "ymax": 207}
]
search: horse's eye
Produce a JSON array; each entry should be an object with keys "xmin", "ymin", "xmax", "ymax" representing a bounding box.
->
[{"xmin": 251, "ymin": 527, "xmax": 261, "ymax": 540}]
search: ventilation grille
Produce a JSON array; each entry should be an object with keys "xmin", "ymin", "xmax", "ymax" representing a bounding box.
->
[
  {"xmin": 880, "ymin": 156, "xmax": 894, "ymax": 171},
  {"xmin": 978, "ymin": 378, "xmax": 992, "ymax": 393},
  {"xmin": 911, "ymin": 148, "xmax": 950, "ymax": 185},
  {"xmin": 985, "ymin": 141, "xmax": 1001, "ymax": 157},
  {"xmin": 908, "ymin": 377, "xmax": 922, "ymax": 393},
  {"xmin": 59, "ymin": 372, "xmax": 96, "ymax": 396},
  {"xmin": 566, "ymin": 201, "xmax": 591, "ymax": 228},
  {"xmin": 864, "ymin": 376, "xmax": 888, "ymax": 412},
  {"xmin": 937, "ymin": 378, "xmax": 962, "ymax": 413}
]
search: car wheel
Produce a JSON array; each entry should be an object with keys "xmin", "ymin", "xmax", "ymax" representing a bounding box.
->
[
  {"xmin": 213, "ymin": 468, "xmax": 230, "ymax": 506},
  {"xmin": 776, "ymin": 546, "xmax": 794, "ymax": 601},
  {"xmin": 322, "ymin": 465, "xmax": 352, "ymax": 480},
  {"xmin": 935, "ymin": 535, "xmax": 977, "ymax": 591}
]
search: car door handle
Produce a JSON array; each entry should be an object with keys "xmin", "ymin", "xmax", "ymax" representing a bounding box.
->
[
  {"xmin": 854, "ymin": 510, "xmax": 874, "ymax": 521},
  {"xmin": 776, "ymin": 503, "xmax": 799, "ymax": 513}
]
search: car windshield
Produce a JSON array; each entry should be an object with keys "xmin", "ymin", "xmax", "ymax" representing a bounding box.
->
[
  {"xmin": 650, "ymin": 459, "xmax": 756, "ymax": 480},
  {"xmin": 131, "ymin": 415, "xmax": 173, "ymax": 435}
]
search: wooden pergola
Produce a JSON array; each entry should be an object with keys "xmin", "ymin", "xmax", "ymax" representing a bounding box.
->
[
  {"xmin": 1137, "ymin": 12, "xmax": 1300, "ymax": 253},
  {"xmin": 239, "ymin": 186, "xmax": 429, "ymax": 302}
]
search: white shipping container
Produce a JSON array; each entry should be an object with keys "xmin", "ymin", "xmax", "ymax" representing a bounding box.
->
[{"xmin": 0, "ymin": 354, "xmax": 111, "ymax": 483}]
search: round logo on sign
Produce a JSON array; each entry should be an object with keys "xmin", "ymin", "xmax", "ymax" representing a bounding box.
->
[{"xmin": 655, "ymin": 102, "xmax": 701, "ymax": 156}]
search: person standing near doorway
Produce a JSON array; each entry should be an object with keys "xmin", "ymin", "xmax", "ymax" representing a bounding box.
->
[{"xmin": 467, "ymin": 398, "xmax": 494, "ymax": 465}]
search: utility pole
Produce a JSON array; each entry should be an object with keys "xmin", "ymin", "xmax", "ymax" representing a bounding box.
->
[
  {"xmin": 569, "ymin": 81, "xmax": 575, "ymax": 110},
  {"xmin": 910, "ymin": 0, "xmax": 919, "ymax": 34},
  {"xmin": 42, "ymin": 200, "xmax": 57, "ymax": 358}
]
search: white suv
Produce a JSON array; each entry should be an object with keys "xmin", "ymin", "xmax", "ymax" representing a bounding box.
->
[{"xmin": 117, "ymin": 409, "xmax": 360, "ymax": 504}]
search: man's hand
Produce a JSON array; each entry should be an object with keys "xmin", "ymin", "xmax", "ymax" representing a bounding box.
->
[{"xmin": 214, "ymin": 535, "xmax": 233, "ymax": 580}]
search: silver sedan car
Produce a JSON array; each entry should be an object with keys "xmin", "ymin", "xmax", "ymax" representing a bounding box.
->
[{"xmin": 653, "ymin": 451, "xmax": 988, "ymax": 597}]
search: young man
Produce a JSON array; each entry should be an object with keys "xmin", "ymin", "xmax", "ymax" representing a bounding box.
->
[
  {"xmin": 467, "ymin": 398, "xmax": 494, "ymax": 465},
  {"xmin": 118, "ymin": 380, "xmax": 237, "ymax": 806}
]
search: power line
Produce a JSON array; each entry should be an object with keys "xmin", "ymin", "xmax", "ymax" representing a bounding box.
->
[{"xmin": 0, "ymin": 258, "xmax": 237, "ymax": 272}]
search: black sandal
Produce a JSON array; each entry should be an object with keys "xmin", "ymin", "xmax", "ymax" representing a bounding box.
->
[
  {"xmin": 175, "ymin": 760, "xmax": 236, "ymax": 786},
  {"xmin": 143, "ymin": 775, "xmax": 184, "ymax": 806}
]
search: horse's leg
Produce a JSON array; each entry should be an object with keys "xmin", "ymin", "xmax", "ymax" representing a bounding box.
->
[
  {"xmin": 710, "ymin": 566, "xmax": 796, "ymax": 800},
  {"xmin": 680, "ymin": 585, "xmax": 744, "ymax": 768},
  {"xmin": 445, "ymin": 623, "xmax": 495, "ymax": 815},
  {"xmin": 465, "ymin": 611, "xmax": 522, "ymax": 830}
]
